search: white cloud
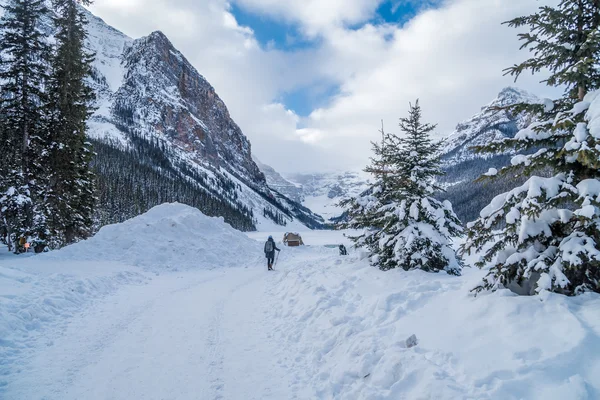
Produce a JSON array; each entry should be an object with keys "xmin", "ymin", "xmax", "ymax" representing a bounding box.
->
[
  {"xmin": 232, "ymin": 0, "xmax": 384, "ymax": 36},
  {"xmin": 295, "ymin": 0, "xmax": 560, "ymax": 169},
  {"xmin": 89, "ymin": 0, "xmax": 325, "ymax": 172},
  {"xmin": 89, "ymin": 0, "xmax": 559, "ymax": 174}
]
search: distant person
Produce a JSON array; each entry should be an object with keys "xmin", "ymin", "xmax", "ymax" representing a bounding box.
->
[
  {"xmin": 264, "ymin": 235, "xmax": 280, "ymax": 271},
  {"xmin": 339, "ymin": 244, "xmax": 348, "ymax": 256},
  {"xmin": 17, "ymin": 236, "xmax": 27, "ymax": 254}
]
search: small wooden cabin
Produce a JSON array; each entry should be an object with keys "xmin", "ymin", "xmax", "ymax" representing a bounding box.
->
[{"xmin": 283, "ymin": 232, "xmax": 304, "ymax": 247}]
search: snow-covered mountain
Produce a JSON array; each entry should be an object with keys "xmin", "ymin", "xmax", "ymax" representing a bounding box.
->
[
  {"xmin": 7, "ymin": 4, "xmax": 325, "ymax": 231},
  {"xmin": 253, "ymin": 157, "xmax": 304, "ymax": 203},
  {"xmin": 253, "ymin": 158, "xmax": 369, "ymax": 221},
  {"xmin": 439, "ymin": 87, "xmax": 539, "ymax": 168},
  {"xmin": 262, "ymin": 168, "xmax": 369, "ymax": 221},
  {"xmin": 254, "ymin": 87, "xmax": 539, "ymax": 224},
  {"xmin": 437, "ymin": 87, "xmax": 540, "ymax": 223},
  {"xmin": 288, "ymin": 172, "xmax": 369, "ymax": 218}
]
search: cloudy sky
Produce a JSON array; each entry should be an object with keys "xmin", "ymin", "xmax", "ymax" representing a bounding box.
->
[{"xmin": 89, "ymin": 0, "xmax": 558, "ymax": 174}]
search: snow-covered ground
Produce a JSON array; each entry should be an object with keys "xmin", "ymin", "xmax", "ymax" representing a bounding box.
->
[
  {"xmin": 1, "ymin": 204, "xmax": 599, "ymax": 399},
  {"xmin": 247, "ymin": 229, "xmax": 360, "ymax": 248},
  {"xmin": 302, "ymin": 194, "xmax": 346, "ymax": 220}
]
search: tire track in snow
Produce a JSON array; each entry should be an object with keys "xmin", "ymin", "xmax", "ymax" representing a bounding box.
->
[
  {"xmin": 3, "ymin": 271, "xmax": 230, "ymax": 399},
  {"xmin": 204, "ymin": 270, "xmax": 272, "ymax": 399},
  {"xmin": 205, "ymin": 299, "xmax": 225, "ymax": 399}
]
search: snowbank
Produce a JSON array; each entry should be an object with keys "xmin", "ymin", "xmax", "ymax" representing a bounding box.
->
[
  {"xmin": 268, "ymin": 248, "xmax": 600, "ymax": 399},
  {"xmin": 0, "ymin": 203, "xmax": 263, "ymax": 391},
  {"xmin": 52, "ymin": 203, "xmax": 263, "ymax": 272},
  {"xmin": 0, "ymin": 259, "xmax": 148, "ymax": 389},
  {"xmin": 2, "ymin": 209, "xmax": 598, "ymax": 398}
]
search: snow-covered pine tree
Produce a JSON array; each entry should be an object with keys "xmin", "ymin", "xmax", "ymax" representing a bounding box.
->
[
  {"xmin": 45, "ymin": 0, "xmax": 96, "ymax": 247},
  {"xmin": 341, "ymin": 105, "xmax": 463, "ymax": 275},
  {"xmin": 0, "ymin": 0, "xmax": 52, "ymax": 252},
  {"xmin": 462, "ymin": 0, "xmax": 600, "ymax": 295},
  {"xmin": 376, "ymin": 101, "xmax": 463, "ymax": 274},
  {"xmin": 339, "ymin": 126, "xmax": 392, "ymax": 256}
]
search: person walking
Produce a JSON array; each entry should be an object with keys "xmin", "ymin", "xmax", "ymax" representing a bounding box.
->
[{"xmin": 264, "ymin": 235, "xmax": 280, "ymax": 271}]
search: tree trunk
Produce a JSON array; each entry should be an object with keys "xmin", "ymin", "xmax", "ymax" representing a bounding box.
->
[
  {"xmin": 579, "ymin": 85, "xmax": 586, "ymax": 101},
  {"xmin": 4, "ymin": 218, "xmax": 13, "ymax": 252},
  {"xmin": 577, "ymin": 0, "xmax": 586, "ymax": 101}
]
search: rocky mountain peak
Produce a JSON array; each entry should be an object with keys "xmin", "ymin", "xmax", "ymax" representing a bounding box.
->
[
  {"xmin": 490, "ymin": 86, "xmax": 540, "ymax": 109},
  {"xmin": 440, "ymin": 86, "xmax": 539, "ymax": 166},
  {"xmin": 112, "ymin": 29, "xmax": 264, "ymax": 185},
  {"xmin": 436, "ymin": 87, "xmax": 541, "ymax": 223}
]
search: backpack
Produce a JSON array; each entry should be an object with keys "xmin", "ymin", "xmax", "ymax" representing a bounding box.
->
[
  {"xmin": 265, "ymin": 240, "xmax": 274, "ymax": 253},
  {"xmin": 339, "ymin": 245, "xmax": 347, "ymax": 255}
]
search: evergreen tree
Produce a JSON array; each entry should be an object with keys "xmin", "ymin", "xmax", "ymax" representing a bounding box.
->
[
  {"xmin": 45, "ymin": 0, "xmax": 96, "ymax": 247},
  {"xmin": 379, "ymin": 102, "xmax": 463, "ymax": 274},
  {"xmin": 341, "ymin": 103, "xmax": 463, "ymax": 275},
  {"xmin": 462, "ymin": 0, "xmax": 600, "ymax": 295},
  {"xmin": 339, "ymin": 124, "xmax": 391, "ymax": 257},
  {"xmin": 0, "ymin": 0, "xmax": 52, "ymax": 252}
]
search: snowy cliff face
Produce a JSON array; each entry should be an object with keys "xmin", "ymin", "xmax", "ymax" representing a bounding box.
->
[
  {"xmin": 85, "ymin": 17, "xmax": 263, "ymax": 185},
  {"xmin": 440, "ymin": 87, "xmax": 539, "ymax": 168},
  {"xmin": 0, "ymin": 4, "xmax": 324, "ymax": 231},
  {"xmin": 253, "ymin": 157, "xmax": 303, "ymax": 203},
  {"xmin": 112, "ymin": 31, "xmax": 264, "ymax": 185},
  {"xmin": 437, "ymin": 87, "xmax": 540, "ymax": 223}
]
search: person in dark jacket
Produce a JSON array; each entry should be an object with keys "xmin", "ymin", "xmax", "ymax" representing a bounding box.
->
[{"xmin": 264, "ymin": 235, "xmax": 280, "ymax": 271}]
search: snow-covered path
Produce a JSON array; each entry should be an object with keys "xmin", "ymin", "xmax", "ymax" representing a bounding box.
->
[
  {"xmin": 2, "ymin": 205, "xmax": 599, "ymax": 400},
  {"xmin": 3, "ymin": 245, "xmax": 600, "ymax": 399},
  {"xmin": 5, "ymin": 266, "xmax": 310, "ymax": 399}
]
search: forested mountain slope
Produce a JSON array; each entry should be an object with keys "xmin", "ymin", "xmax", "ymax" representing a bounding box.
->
[
  {"xmin": 437, "ymin": 87, "xmax": 540, "ymax": 223},
  {"xmin": 70, "ymin": 7, "xmax": 325, "ymax": 231}
]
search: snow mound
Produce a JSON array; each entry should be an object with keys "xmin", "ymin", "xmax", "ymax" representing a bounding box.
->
[
  {"xmin": 1, "ymin": 204, "xmax": 262, "ymax": 389},
  {"xmin": 0, "ymin": 259, "xmax": 148, "ymax": 390},
  {"xmin": 52, "ymin": 203, "xmax": 262, "ymax": 271},
  {"xmin": 268, "ymin": 250, "xmax": 600, "ymax": 399}
]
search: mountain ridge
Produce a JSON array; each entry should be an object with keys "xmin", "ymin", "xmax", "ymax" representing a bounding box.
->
[
  {"xmin": 437, "ymin": 86, "xmax": 541, "ymax": 223},
  {"xmin": 256, "ymin": 87, "xmax": 541, "ymax": 224},
  {"xmin": 60, "ymin": 5, "xmax": 325, "ymax": 230},
  {"xmin": 439, "ymin": 86, "xmax": 539, "ymax": 169}
]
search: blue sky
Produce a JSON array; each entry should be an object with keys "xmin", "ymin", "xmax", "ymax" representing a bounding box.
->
[
  {"xmin": 230, "ymin": 0, "xmax": 438, "ymax": 117},
  {"xmin": 229, "ymin": 3, "xmax": 314, "ymax": 51}
]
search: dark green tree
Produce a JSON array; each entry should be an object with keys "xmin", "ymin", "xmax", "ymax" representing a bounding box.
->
[
  {"xmin": 339, "ymin": 123, "xmax": 392, "ymax": 258},
  {"xmin": 378, "ymin": 101, "xmax": 463, "ymax": 274},
  {"xmin": 0, "ymin": 0, "xmax": 52, "ymax": 252},
  {"xmin": 462, "ymin": 0, "xmax": 600, "ymax": 295},
  {"xmin": 45, "ymin": 0, "xmax": 96, "ymax": 247},
  {"xmin": 341, "ymin": 103, "xmax": 463, "ymax": 275}
]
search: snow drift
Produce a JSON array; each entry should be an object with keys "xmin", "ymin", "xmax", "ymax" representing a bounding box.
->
[
  {"xmin": 267, "ymin": 246, "xmax": 600, "ymax": 399},
  {"xmin": 0, "ymin": 204, "xmax": 263, "ymax": 391},
  {"xmin": 51, "ymin": 203, "xmax": 263, "ymax": 272},
  {"xmin": 0, "ymin": 260, "xmax": 148, "ymax": 390}
]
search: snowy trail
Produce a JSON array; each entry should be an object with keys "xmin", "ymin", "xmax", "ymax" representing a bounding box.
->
[
  {"xmin": 3, "ymin": 245, "xmax": 600, "ymax": 399},
  {"xmin": 4, "ymin": 266, "xmax": 309, "ymax": 400},
  {"xmin": 1, "ymin": 201, "xmax": 599, "ymax": 400}
]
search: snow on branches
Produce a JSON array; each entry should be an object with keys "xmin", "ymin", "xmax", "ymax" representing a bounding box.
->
[
  {"xmin": 463, "ymin": 0, "xmax": 600, "ymax": 296},
  {"xmin": 463, "ymin": 93, "xmax": 600, "ymax": 296},
  {"xmin": 341, "ymin": 101, "xmax": 463, "ymax": 275}
]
